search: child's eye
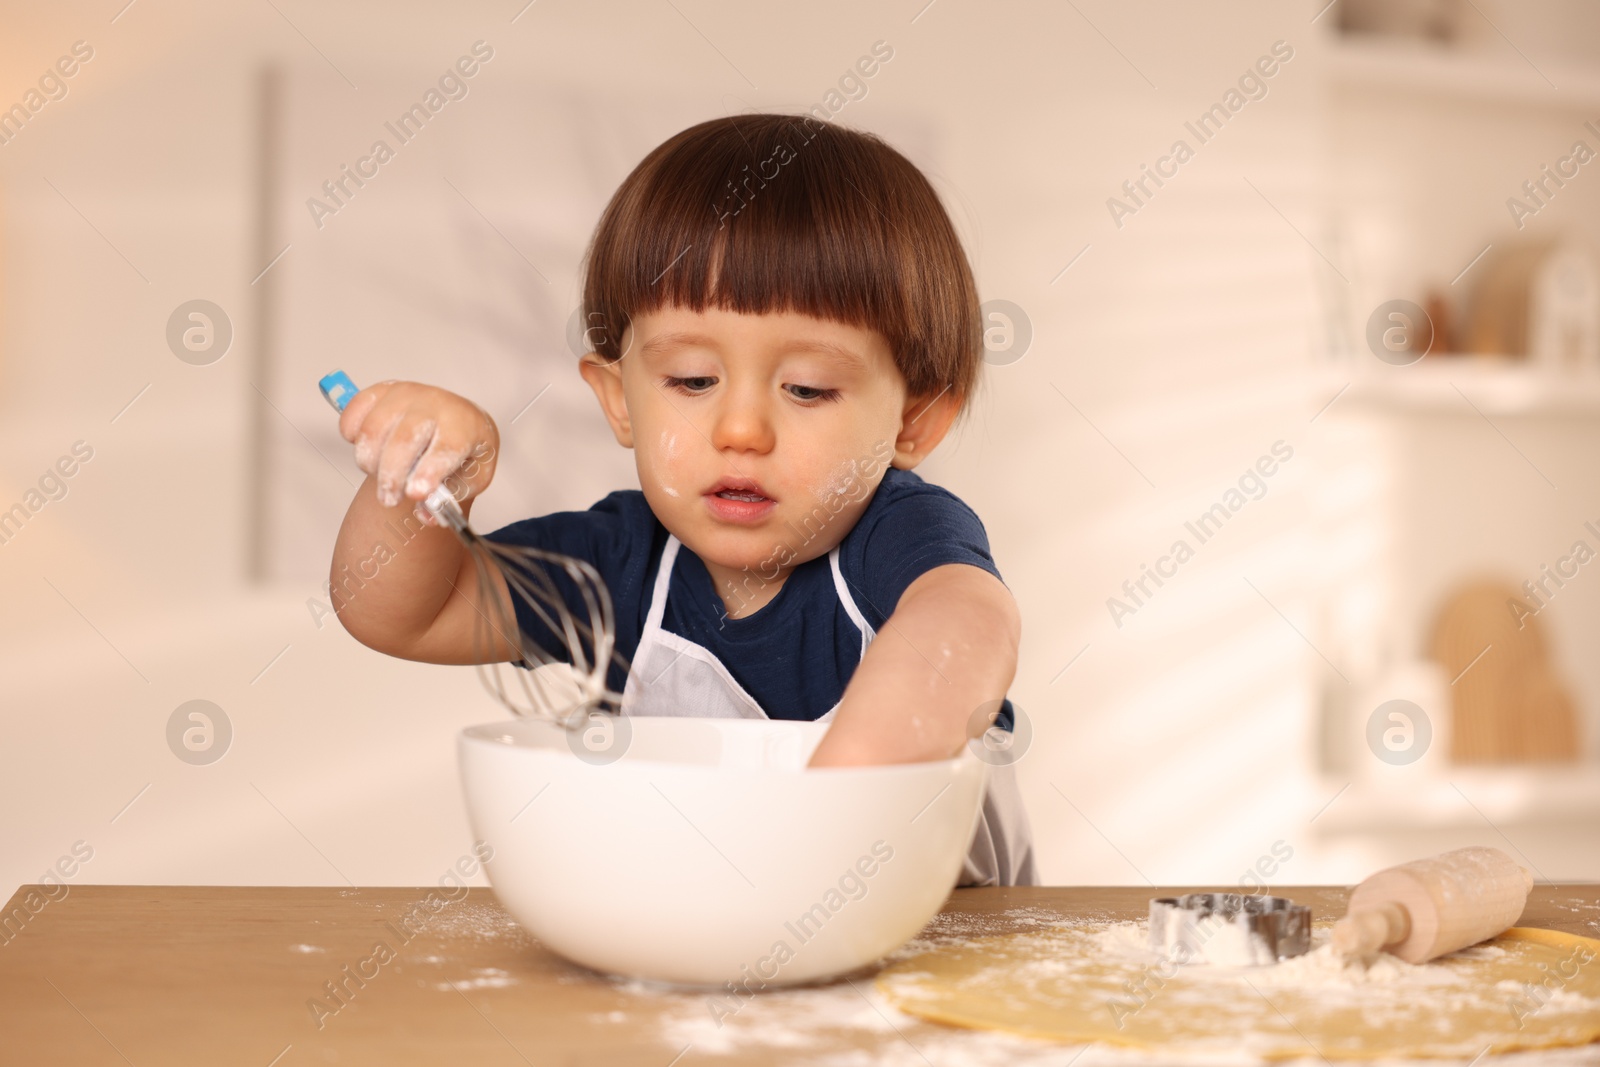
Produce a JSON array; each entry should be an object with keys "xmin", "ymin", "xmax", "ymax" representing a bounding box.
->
[
  {"xmin": 786, "ymin": 384, "xmax": 841, "ymax": 403},
  {"xmin": 664, "ymin": 376, "xmax": 717, "ymax": 394}
]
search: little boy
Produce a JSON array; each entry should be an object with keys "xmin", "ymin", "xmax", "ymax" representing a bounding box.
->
[{"xmin": 330, "ymin": 113, "xmax": 1035, "ymax": 886}]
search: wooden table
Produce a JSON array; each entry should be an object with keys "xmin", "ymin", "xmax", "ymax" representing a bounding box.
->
[{"xmin": 3, "ymin": 884, "xmax": 1597, "ymax": 1065}]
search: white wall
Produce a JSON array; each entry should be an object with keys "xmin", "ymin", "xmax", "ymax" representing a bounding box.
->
[{"xmin": 4, "ymin": 0, "xmax": 1597, "ymax": 899}]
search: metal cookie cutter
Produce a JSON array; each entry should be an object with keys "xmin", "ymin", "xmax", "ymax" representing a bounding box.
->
[{"xmin": 1148, "ymin": 893, "xmax": 1312, "ymax": 966}]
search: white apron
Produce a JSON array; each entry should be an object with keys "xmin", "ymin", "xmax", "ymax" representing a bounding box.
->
[{"xmin": 619, "ymin": 534, "xmax": 1037, "ymax": 887}]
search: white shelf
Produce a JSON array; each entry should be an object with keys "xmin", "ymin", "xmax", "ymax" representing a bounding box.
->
[
  {"xmin": 1312, "ymin": 767, "xmax": 1600, "ymax": 834},
  {"xmin": 1333, "ymin": 358, "xmax": 1600, "ymax": 416},
  {"xmin": 1328, "ymin": 37, "xmax": 1600, "ymax": 111}
]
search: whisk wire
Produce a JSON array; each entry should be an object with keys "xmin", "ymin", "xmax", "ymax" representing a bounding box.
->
[{"xmin": 426, "ymin": 484, "xmax": 627, "ymax": 729}]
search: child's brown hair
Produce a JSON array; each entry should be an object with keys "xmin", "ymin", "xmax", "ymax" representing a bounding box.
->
[{"xmin": 580, "ymin": 113, "xmax": 983, "ymax": 410}]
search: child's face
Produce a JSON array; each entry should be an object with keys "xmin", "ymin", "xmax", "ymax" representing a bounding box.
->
[{"xmin": 582, "ymin": 304, "xmax": 919, "ymax": 583}]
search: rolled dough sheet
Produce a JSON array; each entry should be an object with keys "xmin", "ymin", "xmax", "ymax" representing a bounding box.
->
[{"xmin": 876, "ymin": 923, "xmax": 1600, "ymax": 1060}]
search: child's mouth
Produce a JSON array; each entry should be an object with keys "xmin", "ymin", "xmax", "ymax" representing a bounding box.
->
[{"xmin": 704, "ymin": 478, "xmax": 776, "ymax": 524}]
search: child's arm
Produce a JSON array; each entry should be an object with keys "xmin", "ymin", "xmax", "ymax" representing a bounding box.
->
[
  {"xmin": 807, "ymin": 562, "xmax": 1020, "ymax": 767},
  {"xmin": 329, "ymin": 381, "xmax": 519, "ymax": 664}
]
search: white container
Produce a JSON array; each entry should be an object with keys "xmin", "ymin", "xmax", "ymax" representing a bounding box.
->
[{"xmin": 457, "ymin": 716, "xmax": 988, "ymax": 987}]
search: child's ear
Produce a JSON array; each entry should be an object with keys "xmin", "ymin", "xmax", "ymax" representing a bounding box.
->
[
  {"xmin": 578, "ymin": 353, "xmax": 634, "ymax": 448},
  {"xmin": 892, "ymin": 385, "xmax": 959, "ymax": 470}
]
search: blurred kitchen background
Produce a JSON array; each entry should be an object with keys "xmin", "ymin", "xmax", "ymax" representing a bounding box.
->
[{"xmin": 3, "ymin": 0, "xmax": 1598, "ymax": 896}]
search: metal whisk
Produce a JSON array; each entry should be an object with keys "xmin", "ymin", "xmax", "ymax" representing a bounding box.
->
[
  {"xmin": 319, "ymin": 370, "xmax": 628, "ymax": 729},
  {"xmin": 420, "ymin": 482, "xmax": 628, "ymax": 727}
]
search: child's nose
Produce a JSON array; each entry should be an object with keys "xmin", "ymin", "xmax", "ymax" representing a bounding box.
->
[{"xmin": 709, "ymin": 393, "xmax": 774, "ymax": 455}]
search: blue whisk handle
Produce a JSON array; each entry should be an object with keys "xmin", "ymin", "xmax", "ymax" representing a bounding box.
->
[{"xmin": 318, "ymin": 369, "xmax": 360, "ymax": 413}]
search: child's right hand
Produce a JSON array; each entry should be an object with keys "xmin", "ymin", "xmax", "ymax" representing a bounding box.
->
[{"xmin": 337, "ymin": 380, "xmax": 500, "ymax": 521}]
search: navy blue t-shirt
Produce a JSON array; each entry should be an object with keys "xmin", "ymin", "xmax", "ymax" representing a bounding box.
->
[{"xmin": 483, "ymin": 467, "xmax": 1014, "ymax": 729}]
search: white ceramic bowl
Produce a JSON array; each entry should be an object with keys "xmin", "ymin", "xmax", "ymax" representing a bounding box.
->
[{"xmin": 457, "ymin": 716, "xmax": 987, "ymax": 987}]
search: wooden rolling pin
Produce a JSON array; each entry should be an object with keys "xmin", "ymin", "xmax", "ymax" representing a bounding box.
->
[{"xmin": 1331, "ymin": 846, "xmax": 1533, "ymax": 964}]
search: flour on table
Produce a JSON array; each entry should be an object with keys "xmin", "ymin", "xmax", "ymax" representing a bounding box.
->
[
  {"xmin": 420, "ymin": 900, "xmax": 530, "ymax": 943},
  {"xmin": 456, "ymin": 908, "xmax": 1600, "ymax": 1066},
  {"xmin": 878, "ymin": 920, "xmax": 1600, "ymax": 1061},
  {"xmin": 432, "ymin": 967, "xmax": 516, "ymax": 991},
  {"xmin": 1095, "ymin": 921, "xmax": 1475, "ymax": 989}
]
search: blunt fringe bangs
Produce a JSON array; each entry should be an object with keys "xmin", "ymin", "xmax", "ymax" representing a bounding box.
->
[{"xmin": 580, "ymin": 113, "xmax": 982, "ymax": 407}]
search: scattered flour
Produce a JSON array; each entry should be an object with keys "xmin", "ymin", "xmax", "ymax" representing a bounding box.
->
[
  {"xmin": 1096, "ymin": 921, "xmax": 1479, "ymax": 990},
  {"xmin": 875, "ymin": 919, "xmax": 1600, "ymax": 1061},
  {"xmin": 401, "ymin": 904, "xmax": 1600, "ymax": 1066},
  {"xmin": 433, "ymin": 967, "xmax": 517, "ymax": 992},
  {"xmin": 584, "ymin": 911, "xmax": 1109, "ymax": 1065},
  {"xmin": 419, "ymin": 900, "xmax": 530, "ymax": 944},
  {"xmin": 905, "ymin": 907, "xmax": 1092, "ymax": 948},
  {"xmin": 631, "ymin": 969, "xmax": 1600, "ymax": 1067},
  {"xmin": 1188, "ymin": 921, "xmax": 1264, "ymax": 967}
]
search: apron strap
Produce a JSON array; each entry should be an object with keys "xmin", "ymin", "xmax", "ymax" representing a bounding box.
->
[
  {"xmin": 642, "ymin": 534, "xmax": 681, "ymax": 635},
  {"xmin": 828, "ymin": 546, "xmax": 876, "ymax": 657},
  {"xmin": 651, "ymin": 534, "xmax": 872, "ymax": 662}
]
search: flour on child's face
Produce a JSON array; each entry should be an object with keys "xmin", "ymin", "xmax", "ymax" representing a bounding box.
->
[
  {"xmin": 653, "ymin": 431, "xmax": 682, "ymax": 497},
  {"xmin": 619, "ymin": 304, "xmax": 908, "ymax": 603},
  {"xmin": 813, "ymin": 456, "xmax": 854, "ymax": 499}
]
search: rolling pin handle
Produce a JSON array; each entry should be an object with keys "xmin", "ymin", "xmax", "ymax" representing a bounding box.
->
[{"xmin": 1331, "ymin": 902, "xmax": 1410, "ymax": 960}]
